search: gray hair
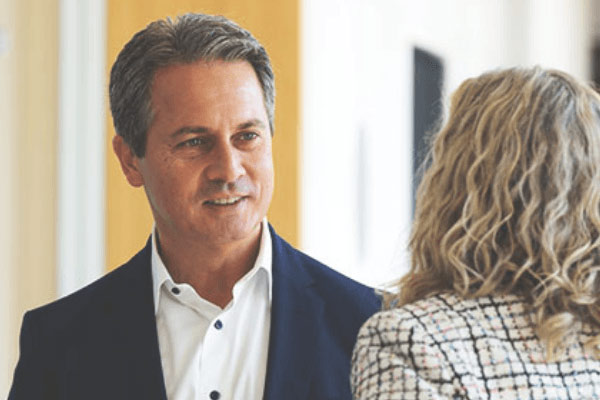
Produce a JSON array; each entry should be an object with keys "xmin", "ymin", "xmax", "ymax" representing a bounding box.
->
[{"xmin": 109, "ymin": 13, "xmax": 275, "ymax": 157}]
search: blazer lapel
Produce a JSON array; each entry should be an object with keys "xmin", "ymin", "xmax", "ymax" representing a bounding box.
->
[
  {"xmin": 98, "ymin": 239, "xmax": 168, "ymax": 400},
  {"xmin": 263, "ymin": 227, "xmax": 324, "ymax": 400}
]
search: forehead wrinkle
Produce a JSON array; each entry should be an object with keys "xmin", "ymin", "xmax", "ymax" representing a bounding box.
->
[
  {"xmin": 236, "ymin": 119, "xmax": 267, "ymax": 130},
  {"xmin": 170, "ymin": 125, "xmax": 211, "ymax": 138}
]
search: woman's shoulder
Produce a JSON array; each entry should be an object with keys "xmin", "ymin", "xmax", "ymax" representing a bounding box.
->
[{"xmin": 357, "ymin": 293, "xmax": 528, "ymax": 344}]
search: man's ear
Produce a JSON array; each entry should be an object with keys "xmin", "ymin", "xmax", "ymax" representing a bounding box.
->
[{"xmin": 112, "ymin": 135, "xmax": 144, "ymax": 187}]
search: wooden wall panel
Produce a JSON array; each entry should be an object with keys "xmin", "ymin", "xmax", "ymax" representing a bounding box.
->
[{"xmin": 106, "ymin": 0, "xmax": 300, "ymax": 270}]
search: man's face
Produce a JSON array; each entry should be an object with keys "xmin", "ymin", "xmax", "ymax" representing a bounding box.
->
[{"xmin": 119, "ymin": 60, "xmax": 274, "ymax": 246}]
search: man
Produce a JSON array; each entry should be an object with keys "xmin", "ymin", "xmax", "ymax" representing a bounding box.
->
[{"xmin": 9, "ymin": 13, "xmax": 379, "ymax": 400}]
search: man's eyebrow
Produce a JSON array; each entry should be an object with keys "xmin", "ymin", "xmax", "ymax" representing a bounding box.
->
[
  {"xmin": 237, "ymin": 119, "xmax": 267, "ymax": 130},
  {"xmin": 170, "ymin": 126, "xmax": 210, "ymax": 138},
  {"xmin": 169, "ymin": 119, "xmax": 267, "ymax": 138}
]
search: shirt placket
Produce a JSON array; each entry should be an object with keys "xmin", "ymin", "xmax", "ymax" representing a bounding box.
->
[{"xmin": 198, "ymin": 309, "xmax": 230, "ymax": 400}]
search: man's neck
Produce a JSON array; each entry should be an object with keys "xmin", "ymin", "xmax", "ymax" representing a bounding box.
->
[{"xmin": 156, "ymin": 224, "xmax": 263, "ymax": 308}]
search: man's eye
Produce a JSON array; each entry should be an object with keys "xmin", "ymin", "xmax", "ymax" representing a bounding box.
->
[
  {"xmin": 239, "ymin": 132, "xmax": 258, "ymax": 141},
  {"xmin": 180, "ymin": 137, "xmax": 206, "ymax": 147}
]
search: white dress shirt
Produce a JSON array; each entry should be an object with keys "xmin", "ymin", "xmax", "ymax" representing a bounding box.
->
[{"xmin": 151, "ymin": 219, "xmax": 272, "ymax": 400}]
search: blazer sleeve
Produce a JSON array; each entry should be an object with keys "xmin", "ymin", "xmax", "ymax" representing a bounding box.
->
[
  {"xmin": 350, "ymin": 312, "xmax": 458, "ymax": 400},
  {"xmin": 8, "ymin": 311, "xmax": 55, "ymax": 400}
]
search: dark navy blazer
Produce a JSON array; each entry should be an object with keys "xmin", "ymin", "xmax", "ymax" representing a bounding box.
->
[{"xmin": 9, "ymin": 225, "xmax": 380, "ymax": 399}]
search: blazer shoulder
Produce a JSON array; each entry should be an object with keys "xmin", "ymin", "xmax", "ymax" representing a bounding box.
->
[
  {"xmin": 306, "ymin": 255, "xmax": 380, "ymax": 313},
  {"xmin": 270, "ymin": 225, "xmax": 381, "ymax": 319}
]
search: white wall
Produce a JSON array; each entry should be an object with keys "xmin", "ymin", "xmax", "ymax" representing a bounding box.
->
[
  {"xmin": 57, "ymin": 0, "xmax": 106, "ymax": 297},
  {"xmin": 0, "ymin": 0, "xmax": 17, "ymax": 394},
  {"xmin": 301, "ymin": 0, "xmax": 594, "ymax": 287}
]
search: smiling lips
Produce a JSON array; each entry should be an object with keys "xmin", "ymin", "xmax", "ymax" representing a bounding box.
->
[{"xmin": 205, "ymin": 196, "xmax": 245, "ymax": 206}]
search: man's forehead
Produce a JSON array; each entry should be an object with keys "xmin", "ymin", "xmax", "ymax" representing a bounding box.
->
[
  {"xmin": 149, "ymin": 60, "xmax": 264, "ymax": 108},
  {"xmin": 146, "ymin": 60, "xmax": 270, "ymax": 138},
  {"xmin": 151, "ymin": 60, "xmax": 262, "ymax": 101},
  {"xmin": 152, "ymin": 59, "xmax": 258, "ymax": 86}
]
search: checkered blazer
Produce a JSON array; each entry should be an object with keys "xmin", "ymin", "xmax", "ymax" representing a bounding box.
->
[{"xmin": 351, "ymin": 293, "xmax": 600, "ymax": 399}]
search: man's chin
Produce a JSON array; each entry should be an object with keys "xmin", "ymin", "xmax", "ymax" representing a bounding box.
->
[{"xmin": 191, "ymin": 220, "xmax": 262, "ymax": 245}]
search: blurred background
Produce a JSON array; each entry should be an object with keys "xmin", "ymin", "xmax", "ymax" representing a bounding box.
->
[{"xmin": 1, "ymin": 0, "xmax": 599, "ymax": 394}]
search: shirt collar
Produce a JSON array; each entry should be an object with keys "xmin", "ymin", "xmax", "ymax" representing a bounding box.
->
[{"xmin": 151, "ymin": 218, "xmax": 273, "ymax": 314}]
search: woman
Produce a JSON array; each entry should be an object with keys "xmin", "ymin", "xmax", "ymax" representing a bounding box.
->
[{"xmin": 352, "ymin": 67, "xmax": 600, "ymax": 399}]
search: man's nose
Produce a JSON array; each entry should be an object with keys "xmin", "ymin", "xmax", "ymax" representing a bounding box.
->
[{"xmin": 205, "ymin": 143, "xmax": 245, "ymax": 183}]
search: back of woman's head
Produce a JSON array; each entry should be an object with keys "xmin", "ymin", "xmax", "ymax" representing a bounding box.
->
[{"xmin": 397, "ymin": 66, "xmax": 600, "ymax": 360}]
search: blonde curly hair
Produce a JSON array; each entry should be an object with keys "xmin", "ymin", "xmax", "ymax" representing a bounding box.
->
[{"xmin": 392, "ymin": 66, "xmax": 600, "ymax": 361}]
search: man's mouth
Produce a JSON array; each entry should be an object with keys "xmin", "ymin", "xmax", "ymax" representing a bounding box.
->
[{"xmin": 204, "ymin": 196, "xmax": 245, "ymax": 206}]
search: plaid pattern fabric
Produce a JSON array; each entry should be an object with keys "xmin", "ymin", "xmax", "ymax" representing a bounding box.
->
[{"xmin": 351, "ymin": 293, "xmax": 600, "ymax": 399}]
